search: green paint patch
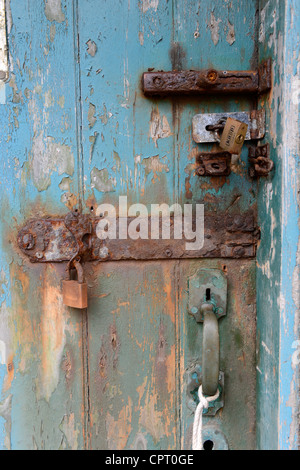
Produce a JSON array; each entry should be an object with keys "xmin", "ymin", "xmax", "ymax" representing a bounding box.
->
[{"xmin": 234, "ymin": 330, "xmax": 244, "ymax": 350}]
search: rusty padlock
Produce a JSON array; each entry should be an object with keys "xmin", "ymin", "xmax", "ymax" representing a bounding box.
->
[{"xmin": 62, "ymin": 260, "xmax": 88, "ymax": 309}]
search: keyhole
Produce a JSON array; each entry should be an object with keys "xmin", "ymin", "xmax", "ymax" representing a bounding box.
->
[
  {"xmin": 203, "ymin": 440, "xmax": 214, "ymax": 451},
  {"xmin": 206, "ymin": 288, "xmax": 211, "ymax": 301}
]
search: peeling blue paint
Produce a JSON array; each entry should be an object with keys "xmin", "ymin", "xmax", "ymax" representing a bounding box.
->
[
  {"xmin": 278, "ymin": 0, "xmax": 300, "ymax": 451},
  {"xmin": 257, "ymin": 0, "xmax": 300, "ymax": 450}
]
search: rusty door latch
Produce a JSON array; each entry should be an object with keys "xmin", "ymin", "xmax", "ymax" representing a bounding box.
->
[
  {"xmin": 248, "ymin": 144, "xmax": 273, "ymax": 177},
  {"xmin": 143, "ymin": 60, "xmax": 271, "ymax": 96},
  {"xmin": 143, "ymin": 61, "xmax": 273, "ymax": 178},
  {"xmin": 17, "ymin": 211, "xmax": 259, "ymax": 263},
  {"xmin": 196, "ymin": 152, "xmax": 231, "ymax": 177}
]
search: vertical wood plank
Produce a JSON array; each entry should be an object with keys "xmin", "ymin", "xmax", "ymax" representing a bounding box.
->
[{"xmin": 0, "ymin": 0, "xmax": 84, "ymax": 449}]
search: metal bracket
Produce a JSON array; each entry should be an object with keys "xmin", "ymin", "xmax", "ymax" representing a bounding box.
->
[
  {"xmin": 0, "ymin": 0, "xmax": 8, "ymax": 82},
  {"xmin": 187, "ymin": 365, "xmax": 225, "ymax": 417},
  {"xmin": 196, "ymin": 151, "xmax": 231, "ymax": 177},
  {"xmin": 142, "ymin": 60, "xmax": 271, "ymax": 96},
  {"xmin": 188, "ymin": 268, "xmax": 227, "ymax": 322},
  {"xmin": 17, "ymin": 211, "xmax": 258, "ymax": 262},
  {"xmin": 248, "ymin": 143, "xmax": 274, "ymax": 177},
  {"xmin": 192, "ymin": 110, "xmax": 266, "ymax": 144}
]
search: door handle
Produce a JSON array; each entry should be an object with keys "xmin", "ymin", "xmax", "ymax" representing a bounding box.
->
[
  {"xmin": 188, "ymin": 269, "xmax": 227, "ymax": 401},
  {"xmin": 201, "ymin": 303, "xmax": 220, "ymax": 396}
]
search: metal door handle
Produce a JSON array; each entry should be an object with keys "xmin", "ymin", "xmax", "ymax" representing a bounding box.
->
[{"xmin": 201, "ymin": 303, "xmax": 220, "ymax": 396}]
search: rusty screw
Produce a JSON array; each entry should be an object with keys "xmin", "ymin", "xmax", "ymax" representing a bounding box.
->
[
  {"xmin": 206, "ymin": 69, "xmax": 218, "ymax": 84},
  {"xmin": 165, "ymin": 249, "xmax": 173, "ymax": 258},
  {"xmin": 21, "ymin": 233, "xmax": 35, "ymax": 250},
  {"xmin": 196, "ymin": 166, "xmax": 206, "ymax": 176},
  {"xmin": 153, "ymin": 76, "xmax": 164, "ymax": 87}
]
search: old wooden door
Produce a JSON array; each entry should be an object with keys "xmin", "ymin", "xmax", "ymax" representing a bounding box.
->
[{"xmin": 1, "ymin": 0, "xmax": 296, "ymax": 451}]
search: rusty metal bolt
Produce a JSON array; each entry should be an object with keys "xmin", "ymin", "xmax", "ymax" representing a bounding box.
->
[
  {"xmin": 196, "ymin": 166, "xmax": 206, "ymax": 176},
  {"xmin": 165, "ymin": 249, "xmax": 173, "ymax": 258},
  {"xmin": 153, "ymin": 76, "xmax": 164, "ymax": 87},
  {"xmin": 21, "ymin": 233, "xmax": 35, "ymax": 250},
  {"xmin": 206, "ymin": 69, "xmax": 218, "ymax": 84}
]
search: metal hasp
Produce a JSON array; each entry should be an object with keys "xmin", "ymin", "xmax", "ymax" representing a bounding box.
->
[
  {"xmin": 187, "ymin": 366, "xmax": 225, "ymax": 417},
  {"xmin": 64, "ymin": 210, "xmax": 93, "ymax": 265},
  {"xmin": 142, "ymin": 59, "xmax": 271, "ymax": 96},
  {"xmin": 188, "ymin": 269, "xmax": 227, "ymax": 399},
  {"xmin": 0, "ymin": 0, "xmax": 8, "ymax": 82},
  {"xmin": 196, "ymin": 151, "xmax": 231, "ymax": 177},
  {"xmin": 17, "ymin": 211, "xmax": 259, "ymax": 262},
  {"xmin": 248, "ymin": 143, "xmax": 274, "ymax": 177},
  {"xmin": 192, "ymin": 110, "xmax": 266, "ymax": 144}
]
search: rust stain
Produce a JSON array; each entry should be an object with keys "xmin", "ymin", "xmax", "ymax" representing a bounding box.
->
[
  {"xmin": 61, "ymin": 348, "xmax": 75, "ymax": 386},
  {"xmin": 142, "ymin": 155, "xmax": 170, "ymax": 184},
  {"xmin": 38, "ymin": 265, "xmax": 68, "ymax": 401},
  {"xmin": 9, "ymin": 263, "xmax": 35, "ymax": 372},
  {"xmin": 106, "ymin": 398, "xmax": 133, "ymax": 449},
  {"xmin": 139, "ymin": 394, "xmax": 165, "ymax": 443},
  {"xmin": 3, "ymin": 355, "xmax": 14, "ymax": 392},
  {"xmin": 185, "ymin": 176, "xmax": 192, "ymax": 199}
]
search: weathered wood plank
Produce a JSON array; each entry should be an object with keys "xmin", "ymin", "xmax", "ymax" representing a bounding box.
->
[
  {"xmin": 86, "ymin": 261, "xmax": 177, "ymax": 449},
  {"xmin": 0, "ymin": 0, "xmax": 84, "ymax": 449}
]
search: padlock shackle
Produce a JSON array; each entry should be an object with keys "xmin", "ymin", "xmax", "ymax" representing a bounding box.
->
[{"xmin": 72, "ymin": 259, "xmax": 85, "ymax": 284}]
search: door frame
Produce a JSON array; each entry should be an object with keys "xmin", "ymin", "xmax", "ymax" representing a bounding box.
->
[{"xmin": 257, "ymin": 0, "xmax": 300, "ymax": 450}]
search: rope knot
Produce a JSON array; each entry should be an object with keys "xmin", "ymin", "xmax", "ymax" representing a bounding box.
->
[
  {"xmin": 198, "ymin": 388, "xmax": 210, "ymax": 410},
  {"xmin": 198, "ymin": 385, "xmax": 219, "ymax": 409}
]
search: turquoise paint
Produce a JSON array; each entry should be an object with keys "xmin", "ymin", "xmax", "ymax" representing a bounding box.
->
[
  {"xmin": 257, "ymin": 0, "xmax": 299, "ymax": 450},
  {"xmin": 0, "ymin": 0, "xmax": 297, "ymax": 450},
  {"xmin": 0, "ymin": 364, "xmax": 6, "ymax": 449},
  {"xmin": 0, "ymin": 0, "xmax": 85, "ymax": 449},
  {"xmin": 278, "ymin": 0, "xmax": 300, "ymax": 450},
  {"xmin": 77, "ymin": 0, "xmax": 175, "ymax": 208}
]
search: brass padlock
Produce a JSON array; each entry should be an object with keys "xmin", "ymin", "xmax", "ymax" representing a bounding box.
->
[
  {"xmin": 62, "ymin": 260, "xmax": 88, "ymax": 309},
  {"xmin": 219, "ymin": 117, "xmax": 248, "ymax": 155}
]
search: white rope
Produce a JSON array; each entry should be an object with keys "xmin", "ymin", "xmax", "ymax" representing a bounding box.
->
[{"xmin": 192, "ymin": 386, "xmax": 220, "ymax": 450}]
